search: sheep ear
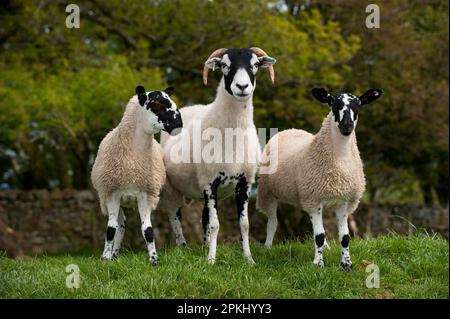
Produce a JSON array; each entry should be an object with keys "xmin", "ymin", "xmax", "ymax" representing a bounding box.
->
[
  {"xmin": 135, "ymin": 85, "xmax": 147, "ymax": 106},
  {"xmin": 135, "ymin": 85, "xmax": 145, "ymax": 95},
  {"xmin": 257, "ymin": 56, "xmax": 277, "ymax": 68},
  {"xmin": 312, "ymin": 88, "xmax": 331, "ymax": 104},
  {"xmin": 359, "ymin": 89, "xmax": 383, "ymax": 105},
  {"xmin": 164, "ymin": 86, "xmax": 175, "ymax": 96},
  {"xmin": 205, "ymin": 57, "xmax": 222, "ymax": 71}
]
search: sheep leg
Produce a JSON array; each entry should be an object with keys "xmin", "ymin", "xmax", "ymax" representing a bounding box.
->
[
  {"xmin": 336, "ymin": 202, "xmax": 352, "ymax": 271},
  {"xmin": 202, "ymin": 192, "xmax": 211, "ymax": 245},
  {"xmin": 112, "ymin": 208, "xmax": 126, "ymax": 258},
  {"xmin": 202, "ymin": 176, "xmax": 221, "ymax": 264},
  {"xmin": 309, "ymin": 204, "xmax": 326, "ymax": 268},
  {"xmin": 263, "ymin": 200, "xmax": 278, "ymax": 248},
  {"xmin": 101, "ymin": 193, "xmax": 121, "ymax": 260},
  {"xmin": 235, "ymin": 175, "xmax": 255, "ymax": 265},
  {"xmin": 169, "ymin": 208, "xmax": 187, "ymax": 247},
  {"xmin": 137, "ymin": 192, "xmax": 158, "ymax": 266}
]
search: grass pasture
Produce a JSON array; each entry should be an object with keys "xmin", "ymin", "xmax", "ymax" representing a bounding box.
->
[{"xmin": 0, "ymin": 234, "xmax": 448, "ymax": 299}]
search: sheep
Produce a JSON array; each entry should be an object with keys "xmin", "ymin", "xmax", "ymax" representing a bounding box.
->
[
  {"xmin": 257, "ymin": 87, "xmax": 382, "ymax": 270},
  {"xmin": 158, "ymin": 47, "xmax": 277, "ymax": 264},
  {"xmin": 91, "ymin": 85, "xmax": 182, "ymax": 265}
]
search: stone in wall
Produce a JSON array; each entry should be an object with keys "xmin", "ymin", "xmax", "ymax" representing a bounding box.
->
[{"xmin": 0, "ymin": 190, "xmax": 448, "ymax": 255}]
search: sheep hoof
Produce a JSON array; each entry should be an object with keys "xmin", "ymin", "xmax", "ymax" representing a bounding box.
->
[
  {"xmin": 101, "ymin": 255, "xmax": 113, "ymax": 261},
  {"xmin": 264, "ymin": 243, "xmax": 273, "ymax": 249},
  {"xmin": 207, "ymin": 258, "xmax": 216, "ymax": 265},
  {"xmin": 313, "ymin": 260, "xmax": 325, "ymax": 268},
  {"xmin": 101, "ymin": 251, "xmax": 114, "ymax": 260},
  {"xmin": 246, "ymin": 256, "xmax": 256, "ymax": 266},
  {"xmin": 177, "ymin": 241, "xmax": 188, "ymax": 248},
  {"xmin": 150, "ymin": 257, "xmax": 159, "ymax": 266},
  {"xmin": 341, "ymin": 262, "xmax": 353, "ymax": 271}
]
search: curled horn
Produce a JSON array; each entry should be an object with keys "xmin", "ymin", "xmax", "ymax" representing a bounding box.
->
[
  {"xmin": 250, "ymin": 47, "xmax": 275, "ymax": 84},
  {"xmin": 203, "ymin": 48, "xmax": 227, "ymax": 85}
]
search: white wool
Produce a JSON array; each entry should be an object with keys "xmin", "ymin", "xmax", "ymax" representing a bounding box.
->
[
  {"xmin": 257, "ymin": 111, "xmax": 365, "ymax": 214},
  {"xmin": 159, "ymin": 78, "xmax": 261, "ymax": 206},
  {"xmin": 91, "ymin": 96, "xmax": 166, "ymax": 215}
]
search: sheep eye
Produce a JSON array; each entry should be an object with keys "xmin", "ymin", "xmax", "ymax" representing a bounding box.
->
[
  {"xmin": 150, "ymin": 101, "xmax": 165, "ymax": 113},
  {"xmin": 221, "ymin": 62, "xmax": 229, "ymax": 69}
]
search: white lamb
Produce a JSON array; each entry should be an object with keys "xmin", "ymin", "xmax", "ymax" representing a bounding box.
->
[
  {"xmin": 257, "ymin": 87, "xmax": 382, "ymax": 269},
  {"xmin": 158, "ymin": 47, "xmax": 277, "ymax": 264},
  {"xmin": 91, "ymin": 85, "xmax": 182, "ymax": 265}
]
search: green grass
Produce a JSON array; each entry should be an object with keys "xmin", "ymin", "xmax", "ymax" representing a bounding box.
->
[{"xmin": 0, "ymin": 234, "xmax": 448, "ymax": 299}]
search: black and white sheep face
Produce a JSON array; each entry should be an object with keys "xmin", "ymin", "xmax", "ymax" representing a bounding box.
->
[
  {"xmin": 330, "ymin": 93, "xmax": 360, "ymax": 136},
  {"xmin": 136, "ymin": 85, "xmax": 183, "ymax": 135},
  {"xmin": 312, "ymin": 88, "xmax": 383, "ymax": 136},
  {"xmin": 205, "ymin": 48, "xmax": 276, "ymax": 102}
]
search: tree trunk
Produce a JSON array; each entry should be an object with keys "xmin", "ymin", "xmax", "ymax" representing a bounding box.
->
[
  {"xmin": 23, "ymin": 148, "xmax": 49, "ymax": 189},
  {"xmin": 436, "ymin": 175, "xmax": 449, "ymax": 208},
  {"xmin": 421, "ymin": 182, "xmax": 434, "ymax": 207},
  {"xmin": 54, "ymin": 147, "xmax": 70, "ymax": 190},
  {"xmin": 71, "ymin": 134, "xmax": 91, "ymax": 189}
]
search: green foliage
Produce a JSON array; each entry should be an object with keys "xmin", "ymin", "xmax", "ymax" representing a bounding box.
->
[
  {"xmin": 291, "ymin": 0, "xmax": 449, "ymax": 205},
  {"xmin": 0, "ymin": 56, "xmax": 164, "ymax": 188},
  {"xmin": 0, "ymin": 235, "xmax": 447, "ymax": 298},
  {"xmin": 0, "ymin": 0, "xmax": 360, "ymax": 189}
]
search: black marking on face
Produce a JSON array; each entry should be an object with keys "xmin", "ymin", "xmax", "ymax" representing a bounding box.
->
[
  {"xmin": 136, "ymin": 86, "xmax": 182, "ymax": 134},
  {"xmin": 144, "ymin": 226, "xmax": 154, "ymax": 243},
  {"xmin": 221, "ymin": 48, "xmax": 257, "ymax": 96},
  {"xmin": 106, "ymin": 226, "xmax": 116, "ymax": 242},
  {"xmin": 235, "ymin": 174, "xmax": 248, "ymax": 219},
  {"xmin": 146, "ymin": 91, "xmax": 182, "ymax": 134},
  {"xmin": 341, "ymin": 234, "xmax": 350, "ymax": 248},
  {"xmin": 176, "ymin": 209, "xmax": 182, "ymax": 221},
  {"xmin": 330, "ymin": 93, "xmax": 360, "ymax": 136},
  {"xmin": 315, "ymin": 233, "xmax": 325, "ymax": 247}
]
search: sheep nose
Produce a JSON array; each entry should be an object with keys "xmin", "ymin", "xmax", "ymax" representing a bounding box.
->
[{"xmin": 236, "ymin": 83, "xmax": 249, "ymax": 91}]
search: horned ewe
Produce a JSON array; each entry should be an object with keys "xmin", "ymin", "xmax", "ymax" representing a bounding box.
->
[
  {"xmin": 158, "ymin": 47, "xmax": 277, "ymax": 264},
  {"xmin": 257, "ymin": 88, "xmax": 382, "ymax": 270},
  {"xmin": 91, "ymin": 85, "xmax": 182, "ymax": 265}
]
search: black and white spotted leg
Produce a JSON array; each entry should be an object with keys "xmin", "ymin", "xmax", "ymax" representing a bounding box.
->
[
  {"xmin": 112, "ymin": 208, "xmax": 126, "ymax": 258},
  {"xmin": 235, "ymin": 175, "xmax": 255, "ymax": 265},
  {"xmin": 309, "ymin": 204, "xmax": 327, "ymax": 268},
  {"xmin": 169, "ymin": 208, "xmax": 187, "ymax": 247},
  {"xmin": 202, "ymin": 192, "xmax": 211, "ymax": 245},
  {"xmin": 202, "ymin": 175, "xmax": 223, "ymax": 264},
  {"xmin": 336, "ymin": 203, "xmax": 352, "ymax": 271},
  {"xmin": 137, "ymin": 192, "xmax": 158, "ymax": 266},
  {"xmin": 101, "ymin": 193, "xmax": 121, "ymax": 260}
]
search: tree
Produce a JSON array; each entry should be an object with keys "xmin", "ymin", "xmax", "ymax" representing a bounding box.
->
[
  {"xmin": 1, "ymin": 0, "xmax": 360, "ymax": 190},
  {"xmin": 287, "ymin": 0, "xmax": 449, "ymax": 206}
]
